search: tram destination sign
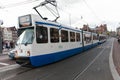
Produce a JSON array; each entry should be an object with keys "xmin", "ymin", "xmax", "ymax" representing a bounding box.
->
[{"xmin": 18, "ymin": 14, "xmax": 32, "ymax": 27}]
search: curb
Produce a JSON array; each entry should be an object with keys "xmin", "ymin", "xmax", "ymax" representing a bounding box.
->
[{"xmin": 109, "ymin": 38, "xmax": 120, "ymax": 80}]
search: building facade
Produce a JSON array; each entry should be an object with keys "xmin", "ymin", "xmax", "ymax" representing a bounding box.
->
[
  {"xmin": 82, "ymin": 24, "xmax": 91, "ymax": 32},
  {"xmin": 1, "ymin": 26, "xmax": 18, "ymax": 48},
  {"xmin": 82, "ymin": 24, "xmax": 108, "ymax": 34},
  {"xmin": 96, "ymin": 24, "xmax": 107, "ymax": 34}
]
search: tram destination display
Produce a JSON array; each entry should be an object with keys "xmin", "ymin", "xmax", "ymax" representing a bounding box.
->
[{"xmin": 18, "ymin": 14, "xmax": 32, "ymax": 27}]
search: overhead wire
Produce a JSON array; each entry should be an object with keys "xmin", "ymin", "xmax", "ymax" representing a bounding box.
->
[
  {"xmin": 0, "ymin": 0, "xmax": 92, "ymax": 26},
  {"xmin": 82, "ymin": 0, "xmax": 102, "ymax": 22},
  {"xmin": 45, "ymin": 5, "xmax": 58, "ymax": 17},
  {"xmin": 38, "ymin": 0, "xmax": 60, "ymax": 21},
  {"xmin": 44, "ymin": 0, "xmax": 60, "ymax": 18},
  {"xmin": 0, "ymin": 0, "xmax": 100, "ymax": 23},
  {"xmin": 0, "ymin": 0, "xmax": 41, "ymax": 9},
  {"xmin": 56, "ymin": 1, "xmax": 88, "ymax": 26}
]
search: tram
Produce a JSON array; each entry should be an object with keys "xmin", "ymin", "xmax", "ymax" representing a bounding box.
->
[
  {"xmin": 98, "ymin": 34, "xmax": 107, "ymax": 44},
  {"xmin": 14, "ymin": 14, "xmax": 106, "ymax": 67}
]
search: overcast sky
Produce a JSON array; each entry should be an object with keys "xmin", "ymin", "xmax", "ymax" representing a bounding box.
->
[{"xmin": 0, "ymin": 0, "xmax": 120, "ymax": 31}]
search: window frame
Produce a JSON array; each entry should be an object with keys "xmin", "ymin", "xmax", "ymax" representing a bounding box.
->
[
  {"xmin": 36, "ymin": 25, "xmax": 48, "ymax": 43},
  {"xmin": 76, "ymin": 32, "xmax": 81, "ymax": 42},
  {"xmin": 50, "ymin": 28, "xmax": 59, "ymax": 43},
  {"xmin": 61, "ymin": 30, "xmax": 68, "ymax": 42},
  {"xmin": 70, "ymin": 31, "xmax": 75, "ymax": 42},
  {"xmin": 84, "ymin": 33, "xmax": 92, "ymax": 44}
]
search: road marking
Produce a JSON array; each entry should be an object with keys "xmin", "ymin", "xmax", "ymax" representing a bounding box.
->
[
  {"xmin": 0, "ymin": 64, "xmax": 20, "ymax": 73},
  {"xmin": 97, "ymin": 46, "xmax": 111, "ymax": 48},
  {"xmin": 0, "ymin": 62, "xmax": 9, "ymax": 66},
  {"xmin": 74, "ymin": 45, "xmax": 106, "ymax": 80}
]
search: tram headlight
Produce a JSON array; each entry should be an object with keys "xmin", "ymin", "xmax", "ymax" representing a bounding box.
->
[
  {"xmin": 15, "ymin": 50, "xmax": 18, "ymax": 57},
  {"xmin": 27, "ymin": 51, "xmax": 30, "ymax": 56},
  {"xmin": 20, "ymin": 49, "xmax": 23, "ymax": 53}
]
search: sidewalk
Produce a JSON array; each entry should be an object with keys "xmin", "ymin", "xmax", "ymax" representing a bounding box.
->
[
  {"xmin": 0, "ymin": 49, "xmax": 11, "ymax": 56},
  {"xmin": 113, "ymin": 38, "xmax": 120, "ymax": 76}
]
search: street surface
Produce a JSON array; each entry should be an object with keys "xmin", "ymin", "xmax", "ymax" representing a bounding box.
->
[
  {"xmin": 0, "ymin": 54, "xmax": 16, "ymax": 67},
  {"xmin": 0, "ymin": 38, "xmax": 114, "ymax": 80}
]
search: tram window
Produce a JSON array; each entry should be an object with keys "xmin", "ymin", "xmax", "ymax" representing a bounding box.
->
[
  {"xmin": 99, "ymin": 36, "xmax": 106, "ymax": 41},
  {"xmin": 99, "ymin": 36, "xmax": 102, "ymax": 41},
  {"xmin": 36, "ymin": 26, "xmax": 48, "ymax": 43},
  {"xmin": 84, "ymin": 34, "xmax": 92, "ymax": 43},
  {"xmin": 50, "ymin": 28, "xmax": 59, "ymax": 43},
  {"xmin": 93, "ymin": 35, "xmax": 96, "ymax": 40},
  {"xmin": 61, "ymin": 30, "xmax": 68, "ymax": 42},
  {"xmin": 93, "ymin": 35, "xmax": 98, "ymax": 40},
  {"xmin": 76, "ymin": 33, "xmax": 80, "ymax": 42},
  {"xmin": 70, "ymin": 32, "xmax": 75, "ymax": 42}
]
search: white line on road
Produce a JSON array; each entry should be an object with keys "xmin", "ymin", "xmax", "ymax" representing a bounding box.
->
[
  {"xmin": 74, "ymin": 45, "xmax": 106, "ymax": 80},
  {"xmin": 0, "ymin": 62, "xmax": 9, "ymax": 66},
  {"xmin": 0, "ymin": 64, "xmax": 20, "ymax": 73}
]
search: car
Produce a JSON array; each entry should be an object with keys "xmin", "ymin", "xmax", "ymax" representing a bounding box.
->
[{"xmin": 8, "ymin": 49, "xmax": 16, "ymax": 60}]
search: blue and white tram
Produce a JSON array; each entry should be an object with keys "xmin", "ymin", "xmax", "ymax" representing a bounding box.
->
[
  {"xmin": 98, "ymin": 34, "xmax": 107, "ymax": 44},
  {"xmin": 15, "ymin": 14, "xmax": 102, "ymax": 67},
  {"xmin": 82, "ymin": 31, "xmax": 99, "ymax": 50}
]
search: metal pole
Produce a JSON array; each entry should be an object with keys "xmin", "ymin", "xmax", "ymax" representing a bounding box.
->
[
  {"xmin": 33, "ymin": 7, "xmax": 44, "ymax": 19},
  {"xmin": 0, "ymin": 37, "xmax": 2, "ymax": 54},
  {"xmin": 81, "ymin": 30, "xmax": 84, "ymax": 51},
  {"xmin": 0, "ymin": 21, "xmax": 3, "ymax": 54}
]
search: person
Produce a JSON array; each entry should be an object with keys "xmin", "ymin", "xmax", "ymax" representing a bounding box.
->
[{"xmin": 7, "ymin": 41, "xmax": 10, "ymax": 50}]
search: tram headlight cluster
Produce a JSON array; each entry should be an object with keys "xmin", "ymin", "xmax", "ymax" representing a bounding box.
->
[
  {"xmin": 14, "ymin": 50, "xmax": 30, "ymax": 57},
  {"xmin": 27, "ymin": 51, "xmax": 30, "ymax": 56},
  {"xmin": 15, "ymin": 50, "xmax": 18, "ymax": 58}
]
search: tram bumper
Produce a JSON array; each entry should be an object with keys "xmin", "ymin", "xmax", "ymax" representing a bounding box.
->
[{"xmin": 15, "ymin": 57, "xmax": 31, "ymax": 66}]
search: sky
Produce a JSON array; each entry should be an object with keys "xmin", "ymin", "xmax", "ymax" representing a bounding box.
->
[{"xmin": 0, "ymin": 0, "xmax": 120, "ymax": 31}]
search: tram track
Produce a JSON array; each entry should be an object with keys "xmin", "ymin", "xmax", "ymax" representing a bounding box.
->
[
  {"xmin": 0, "ymin": 45, "xmax": 103, "ymax": 80},
  {"xmin": 72, "ymin": 39, "xmax": 113, "ymax": 80},
  {"xmin": 73, "ymin": 46, "xmax": 106, "ymax": 80},
  {"xmin": 5, "ymin": 46, "xmax": 103, "ymax": 80},
  {"xmin": 0, "ymin": 39, "xmax": 113, "ymax": 80}
]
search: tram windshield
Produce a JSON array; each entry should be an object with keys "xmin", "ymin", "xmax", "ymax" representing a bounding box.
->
[{"xmin": 17, "ymin": 28, "xmax": 34, "ymax": 45}]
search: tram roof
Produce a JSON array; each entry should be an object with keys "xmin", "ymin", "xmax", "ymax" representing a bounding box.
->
[{"xmin": 35, "ymin": 17, "xmax": 82, "ymax": 32}]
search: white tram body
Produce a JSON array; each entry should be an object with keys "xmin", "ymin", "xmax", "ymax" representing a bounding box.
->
[
  {"xmin": 15, "ymin": 14, "xmax": 106, "ymax": 67},
  {"xmin": 98, "ymin": 34, "xmax": 107, "ymax": 44}
]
